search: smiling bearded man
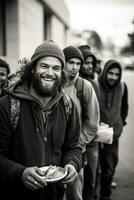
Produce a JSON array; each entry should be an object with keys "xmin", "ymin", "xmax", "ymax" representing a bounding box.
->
[
  {"xmin": 32, "ymin": 56, "xmax": 62, "ymax": 97},
  {"xmin": 0, "ymin": 40, "xmax": 82, "ymax": 200}
]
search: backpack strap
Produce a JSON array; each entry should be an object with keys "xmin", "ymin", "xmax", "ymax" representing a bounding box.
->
[
  {"xmin": 62, "ymin": 93, "xmax": 72, "ymax": 121},
  {"xmin": 10, "ymin": 96, "xmax": 20, "ymax": 131},
  {"xmin": 121, "ymin": 81, "xmax": 125, "ymax": 96},
  {"xmin": 75, "ymin": 76, "xmax": 84, "ymax": 104}
]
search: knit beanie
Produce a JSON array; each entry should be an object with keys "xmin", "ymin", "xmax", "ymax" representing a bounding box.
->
[
  {"xmin": 31, "ymin": 40, "xmax": 65, "ymax": 68},
  {"xmin": 63, "ymin": 45, "xmax": 84, "ymax": 64}
]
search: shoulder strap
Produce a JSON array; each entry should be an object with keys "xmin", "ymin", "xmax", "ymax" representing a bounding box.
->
[
  {"xmin": 121, "ymin": 81, "xmax": 125, "ymax": 96},
  {"xmin": 75, "ymin": 76, "xmax": 84, "ymax": 104},
  {"xmin": 62, "ymin": 93, "xmax": 72, "ymax": 121},
  {"xmin": 10, "ymin": 96, "xmax": 20, "ymax": 131}
]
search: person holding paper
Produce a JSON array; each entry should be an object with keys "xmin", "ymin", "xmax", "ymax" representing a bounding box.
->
[{"xmin": 93, "ymin": 59, "xmax": 129, "ymax": 200}]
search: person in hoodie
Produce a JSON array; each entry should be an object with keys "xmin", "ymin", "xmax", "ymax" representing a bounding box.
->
[
  {"xmin": 79, "ymin": 45, "xmax": 97, "ymax": 82},
  {"xmin": 0, "ymin": 58, "xmax": 10, "ymax": 97},
  {"xmin": 79, "ymin": 45, "xmax": 99, "ymax": 200},
  {"xmin": 0, "ymin": 40, "xmax": 82, "ymax": 200},
  {"xmin": 93, "ymin": 59, "xmax": 128, "ymax": 200},
  {"xmin": 63, "ymin": 45, "xmax": 100, "ymax": 200}
]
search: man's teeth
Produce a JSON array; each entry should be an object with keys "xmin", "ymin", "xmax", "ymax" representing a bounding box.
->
[{"xmin": 42, "ymin": 78, "xmax": 54, "ymax": 82}]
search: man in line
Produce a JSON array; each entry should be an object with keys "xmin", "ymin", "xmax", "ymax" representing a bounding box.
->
[
  {"xmin": 93, "ymin": 59, "xmax": 128, "ymax": 200},
  {"xmin": 63, "ymin": 45, "xmax": 100, "ymax": 200},
  {"xmin": 0, "ymin": 40, "xmax": 82, "ymax": 200},
  {"xmin": 0, "ymin": 58, "xmax": 10, "ymax": 97},
  {"xmin": 79, "ymin": 44, "xmax": 99, "ymax": 200}
]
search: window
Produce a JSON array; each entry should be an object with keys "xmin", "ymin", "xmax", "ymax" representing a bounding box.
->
[
  {"xmin": 0, "ymin": 0, "xmax": 6, "ymax": 56},
  {"xmin": 44, "ymin": 7, "xmax": 52, "ymax": 40}
]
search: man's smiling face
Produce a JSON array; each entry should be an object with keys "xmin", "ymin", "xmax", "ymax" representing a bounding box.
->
[{"xmin": 32, "ymin": 56, "xmax": 62, "ymax": 96}]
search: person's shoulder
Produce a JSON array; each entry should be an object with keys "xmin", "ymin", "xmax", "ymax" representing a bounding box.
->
[
  {"xmin": 121, "ymin": 80, "xmax": 127, "ymax": 87},
  {"xmin": 82, "ymin": 78, "xmax": 95, "ymax": 93},
  {"xmin": 83, "ymin": 78, "xmax": 92, "ymax": 86},
  {"xmin": 121, "ymin": 80, "xmax": 128, "ymax": 94}
]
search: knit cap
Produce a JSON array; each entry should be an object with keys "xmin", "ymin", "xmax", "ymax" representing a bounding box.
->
[
  {"xmin": 31, "ymin": 40, "xmax": 65, "ymax": 68},
  {"xmin": 63, "ymin": 45, "xmax": 84, "ymax": 64}
]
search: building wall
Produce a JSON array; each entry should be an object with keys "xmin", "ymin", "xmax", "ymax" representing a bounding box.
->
[
  {"xmin": 0, "ymin": 0, "xmax": 70, "ymax": 73},
  {"xmin": 6, "ymin": 0, "xmax": 19, "ymax": 71},
  {"xmin": 19, "ymin": 0, "xmax": 44, "ymax": 61},
  {"xmin": 42, "ymin": 0, "xmax": 69, "ymax": 26},
  {"xmin": 51, "ymin": 16, "xmax": 66, "ymax": 48}
]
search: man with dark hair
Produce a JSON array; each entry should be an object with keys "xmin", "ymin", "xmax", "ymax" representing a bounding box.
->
[
  {"xmin": 93, "ymin": 59, "xmax": 128, "ymax": 200},
  {"xmin": 63, "ymin": 45, "xmax": 100, "ymax": 200},
  {"xmin": 79, "ymin": 45, "xmax": 97, "ymax": 80},
  {"xmin": 79, "ymin": 45, "xmax": 99, "ymax": 200},
  {"xmin": 0, "ymin": 58, "xmax": 10, "ymax": 97},
  {"xmin": 0, "ymin": 40, "xmax": 82, "ymax": 200}
]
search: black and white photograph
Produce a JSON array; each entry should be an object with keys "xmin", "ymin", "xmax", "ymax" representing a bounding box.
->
[{"xmin": 0, "ymin": 0, "xmax": 134, "ymax": 200}]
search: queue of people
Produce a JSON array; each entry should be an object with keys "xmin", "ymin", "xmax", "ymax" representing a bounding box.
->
[{"xmin": 0, "ymin": 39, "xmax": 128, "ymax": 200}]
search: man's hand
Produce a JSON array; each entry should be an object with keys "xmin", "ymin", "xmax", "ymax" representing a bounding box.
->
[
  {"xmin": 62, "ymin": 164, "xmax": 78, "ymax": 184},
  {"xmin": 21, "ymin": 166, "xmax": 47, "ymax": 190}
]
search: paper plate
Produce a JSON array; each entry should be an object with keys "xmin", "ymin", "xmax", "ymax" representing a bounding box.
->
[{"xmin": 40, "ymin": 166, "xmax": 67, "ymax": 183}]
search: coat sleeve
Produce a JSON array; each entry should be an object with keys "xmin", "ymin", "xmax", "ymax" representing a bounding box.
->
[
  {"xmin": 121, "ymin": 82, "xmax": 129, "ymax": 126},
  {"xmin": 79, "ymin": 79, "xmax": 100, "ymax": 146},
  {"xmin": 62, "ymin": 100, "xmax": 82, "ymax": 172}
]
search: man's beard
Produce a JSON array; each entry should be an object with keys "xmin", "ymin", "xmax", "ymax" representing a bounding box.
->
[
  {"xmin": 80, "ymin": 68, "xmax": 93, "ymax": 77},
  {"xmin": 106, "ymin": 79, "xmax": 118, "ymax": 88},
  {"xmin": 32, "ymin": 73, "xmax": 62, "ymax": 97}
]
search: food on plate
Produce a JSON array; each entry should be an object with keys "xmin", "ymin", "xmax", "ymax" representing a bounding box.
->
[{"xmin": 42, "ymin": 165, "xmax": 65, "ymax": 180}]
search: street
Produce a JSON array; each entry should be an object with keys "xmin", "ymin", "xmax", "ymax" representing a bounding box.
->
[{"xmin": 112, "ymin": 70, "xmax": 134, "ymax": 200}]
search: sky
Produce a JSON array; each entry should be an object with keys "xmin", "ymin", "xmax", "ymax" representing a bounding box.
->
[{"xmin": 65, "ymin": 0, "xmax": 134, "ymax": 47}]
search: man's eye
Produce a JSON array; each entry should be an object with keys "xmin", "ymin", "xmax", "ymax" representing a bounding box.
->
[
  {"xmin": 40, "ymin": 64, "xmax": 48, "ymax": 68},
  {"xmin": 0, "ymin": 73, "xmax": 6, "ymax": 76},
  {"xmin": 68, "ymin": 61, "xmax": 74, "ymax": 64},
  {"xmin": 53, "ymin": 66, "xmax": 61, "ymax": 71}
]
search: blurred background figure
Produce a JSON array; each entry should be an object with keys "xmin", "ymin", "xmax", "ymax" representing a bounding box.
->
[
  {"xmin": 95, "ymin": 58, "xmax": 102, "ymax": 77},
  {"xmin": 93, "ymin": 59, "xmax": 129, "ymax": 200},
  {"xmin": 79, "ymin": 45, "xmax": 97, "ymax": 81},
  {"xmin": 79, "ymin": 44, "xmax": 99, "ymax": 200},
  {"xmin": 0, "ymin": 58, "xmax": 10, "ymax": 97}
]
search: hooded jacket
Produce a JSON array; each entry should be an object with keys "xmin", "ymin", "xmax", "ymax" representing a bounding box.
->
[
  {"xmin": 94, "ymin": 60, "xmax": 128, "ymax": 141},
  {"xmin": 64, "ymin": 73, "xmax": 100, "ymax": 149},
  {"xmin": 79, "ymin": 45, "xmax": 97, "ymax": 80},
  {"xmin": 0, "ymin": 81, "xmax": 82, "ymax": 200}
]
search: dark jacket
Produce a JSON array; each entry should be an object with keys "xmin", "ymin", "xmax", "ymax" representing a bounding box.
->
[
  {"xmin": 93, "ymin": 60, "xmax": 128, "ymax": 141},
  {"xmin": 0, "ymin": 82, "xmax": 82, "ymax": 200}
]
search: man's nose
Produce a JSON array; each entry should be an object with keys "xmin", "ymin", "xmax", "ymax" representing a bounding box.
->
[
  {"xmin": 46, "ymin": 68, "xmax": 54, "ymax": 75},
  {"xmin": 73, "ymin": 63, "xmax": 78, "ymax": 69},
  {"xmin": 0, "ymin": 76, "xmax": 4, "ymax": 80},
  {"xmin": 111, "ymin": 74, "xmax": 117, "ymax": 80}
]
